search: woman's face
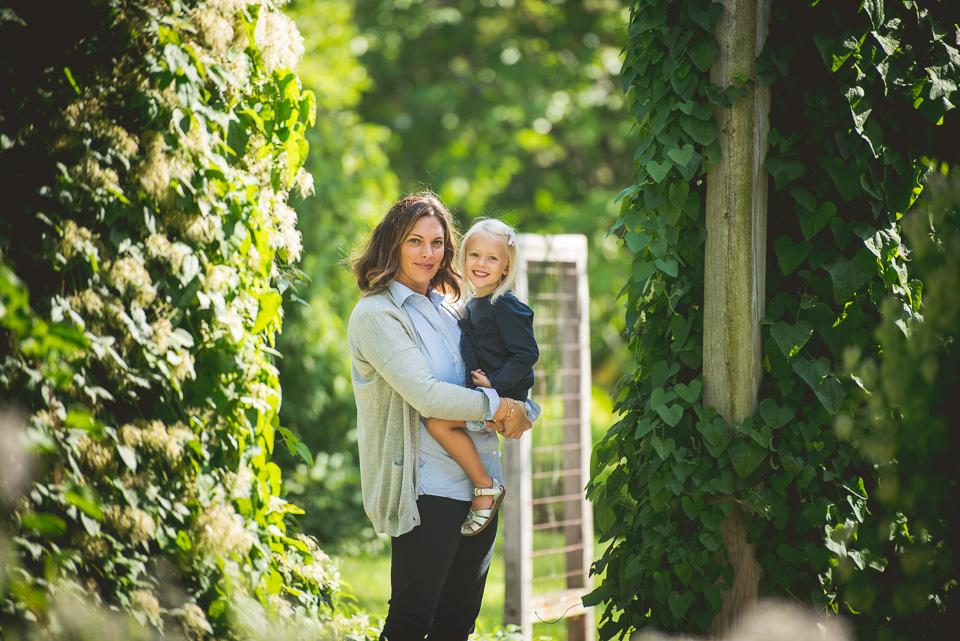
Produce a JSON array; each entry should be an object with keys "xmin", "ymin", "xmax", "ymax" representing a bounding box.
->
[{"xmin": 396, "ymin": 215, "xmax": 446, "ymax": 295}]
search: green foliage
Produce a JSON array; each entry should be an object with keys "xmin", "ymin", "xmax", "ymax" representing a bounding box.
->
[
  {"xmin": 352, "ymin": 0, "xmax": 635, "ymax": 385},
  {"xmin": 271, "ymin": 0, "xmax": 398, "ymax": 549},
  {"xmin": 0, "ymin": 0, "xmax": 370, "ymax": 637},
  {"xmin": 590, "ymin": 0, "xmax": 959, "ymax": 638},
  {"xmin": 836, "ymin": 164, "xmax": 960, "ymax": 641}
]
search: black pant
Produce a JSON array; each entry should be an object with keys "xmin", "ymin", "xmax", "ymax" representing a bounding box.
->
[{"xmin": 380, "ymin": 494, "xmax": 498, "ymax": 641}]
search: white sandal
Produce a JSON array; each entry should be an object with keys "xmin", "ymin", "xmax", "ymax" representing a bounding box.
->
[{"xmin": 461, "ymin": 482, "xmax": 506, "ymax": 537}]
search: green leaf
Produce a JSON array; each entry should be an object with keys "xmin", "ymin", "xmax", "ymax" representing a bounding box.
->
[
  {"xmin": 679, "ymin": 114, "xmax": 719, "ymax": 146},
  {"xmin": 758, "ymin": 398, "xmax": 795, "ymax": 429},
  {"xmin": 251, "ymin": 291, "xmax": 283, "ymax": 334},
  {"xmin": 798, "ymin": 201, "xmax": 837, "ymax": 240},
  {"xmin": 674, "ymin": 379, "xmax": 702, "ymax": 403},
  {"xmin": 666, "ymin": 144, "xmax": 695, "ymax": 168},
  {"xmin": 681, "ymin": 496, "xmax": 703, "ymax": 520},
  {"xmin": 625, "ymin": 231, "xmax": 652, "ymax": 254},
  {"xmin": 729, "ymin": 438, "xmax": 767, "ymax": 477},
  {"xmin": 862, "ymin": 0, "xmax": 884, "ymax": 29},
  {"xmin": 65, "ymin": 488, "xmax": 103, "ymax": 520},
  {"xmin": 117, "ymin": 444, "xmax": 137, "ymax": 471},
  {"xmin": 651, "ymin": 388, "xmax": 682, "ymax": 426},
  {"xmin": 770, "ymin": 320, "xmax": 813, "ymax": 360},
  {"xmin": 765, "ymin": 157, "xmax": 807, "ymax": 190},
  {"xmin": 655, "ymin": 255, "xmax": 678, "ymax": 277},
  {"xmin": 22, "ymin": 512, "xmax": 67, "ymax": 536},
  {"xmin": 774, "ymin": 235, "xmax": 812, "ymax": 276},
  {"xmin": 824, "ymin": 249, "xmax": 876, "ymax": 304},
  {"xmin": 635, "ymin": 418, "xmax": 655, "ymax": 440},
  {"xmin": 647, "ymin": 159, "xmax": 671, "ymax": 183},
  {"xmin": 689, "ymin": 37, "xmax": 719, "ymax": 72},
  {"xmin": 668, "ymin": 591, "xmax": 695, "ymax": 618}
]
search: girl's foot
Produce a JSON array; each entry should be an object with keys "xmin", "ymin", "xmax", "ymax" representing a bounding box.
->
[{"xmin": 461, "ymin": 481, "xmax": 506, "ymax": 537}]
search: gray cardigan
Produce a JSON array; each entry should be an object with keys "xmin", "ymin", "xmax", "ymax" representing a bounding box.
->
[{"xmin": 347, "ymin": 286, "xmax": 492, "ymax": 536}]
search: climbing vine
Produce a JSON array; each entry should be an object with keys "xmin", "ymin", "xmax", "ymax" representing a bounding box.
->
[
  {"xmin": 588, "ymin": 0, "xmax": 958, "ymax": 638},
  {"xmin": 0, "ymin": 1, "xmax": 373, "ymax": 638}
]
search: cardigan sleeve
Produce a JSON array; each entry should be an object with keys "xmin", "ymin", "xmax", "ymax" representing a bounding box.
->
[{"xmin": 348, "ymin": 300, "xmax": 491, "ymax": 421}]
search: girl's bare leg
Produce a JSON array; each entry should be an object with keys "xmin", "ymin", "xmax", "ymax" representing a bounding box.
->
[{"xmin": 424, "ymin": 418, "xmax": 497, "ymax": 511}]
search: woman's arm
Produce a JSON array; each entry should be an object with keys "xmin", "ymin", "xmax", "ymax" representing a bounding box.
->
[{"xmin": 349, "ymin": 303, "xmax": 490, "ymax": 421}]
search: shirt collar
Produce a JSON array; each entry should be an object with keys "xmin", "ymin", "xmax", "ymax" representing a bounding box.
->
[{"xmin": 389, "ymin": 280, "xmax": 446, "ymax": 310}]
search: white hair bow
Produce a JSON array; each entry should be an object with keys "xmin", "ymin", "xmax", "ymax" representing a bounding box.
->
[{"xmin": 506, "ymin": 229, "xmax": 517, "ymax": 247}]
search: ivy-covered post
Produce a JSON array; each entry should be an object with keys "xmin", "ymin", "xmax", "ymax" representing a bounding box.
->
[{"xmin": 703, "ymin": 0, "xmax": 770, "ymax": 634}]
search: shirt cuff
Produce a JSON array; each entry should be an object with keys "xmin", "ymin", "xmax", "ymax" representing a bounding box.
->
[{"xmin": 479, "ymin": 387, "xmax": 500, "ymax": 420}]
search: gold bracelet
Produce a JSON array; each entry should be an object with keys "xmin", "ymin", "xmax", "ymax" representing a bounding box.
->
[{"xmin": 505, "ymin": 399, "xmax": 516, "ymax": 420}]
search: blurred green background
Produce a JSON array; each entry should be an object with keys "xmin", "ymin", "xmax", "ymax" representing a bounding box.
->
[{"xmin": 276, "ymin": 0, "xmax": 633, "ymax": 556}]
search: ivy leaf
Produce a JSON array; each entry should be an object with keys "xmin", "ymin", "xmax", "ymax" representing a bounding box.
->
[
  {"xmin": 765, "ymin": 157, "xmax": 807, "ymax": 190},
  {"xmin": 689, "ymin": 2, "xmax": 724, "ymax": 33},
  {"xmin": 679, "ymin": 114, "xmax": 719, "ymax": 146},
  {"xmin": 666, "ymin": 144, "xmax": 695, "ymax": 167},
  {"xmin": 729, "ymin": 438, "xmax": 767, "ymax": 477},
  {"xmin": 635, "ymin": 418, "xmax": 656, "ymax": 440},
  {"xmin": 758, "ymin": 398, "xmax": 795, "ymax": 429},
  {"xmin": 792, "ymin": 358, "xmax": 845, "ymax": 413},
  {"xmin": 647, "ymin": 159, "xmax": 672, "ymax": 183},
  {"xmin": 655, "ymin": 255, "xmax": 679, "ymax": 277},
  {"xmin": 824, "ymin": 249, "xmax": 876, "ymax": 304},
  {"xmin": 689, "ymin": 37, "xmax": 720, "ymax": 72},
  {"xmin": 675, "ymin": 379, "xmax": 702, "ymax": 403},
  {"xmin": 821, "ymin": 157, "xmax": 863, "ymax": 201},
  {"xmin": 625, "ymin": 230, "xmax": 652, "ymax": 254},
  {"xmin": 798, "ymin": 201, "xmax": 837, "ymax": 240},
  {"xmin": 668, "ymin": 591, "xmax": 695, "ymax": 618},
  {"xmin": 774, "ymin": 235, "xmax": 812, "ymax": 275},
  {"xmin": 770, "ymin": 320, "xmax": 813, "ymax": 360},
  {"xmin": 651, "ymin": 435, "xmax": 677, "ymax": 460},
  {"xmin": 651, "ymin": 388, "xmax": 682, "ymax": 426}
]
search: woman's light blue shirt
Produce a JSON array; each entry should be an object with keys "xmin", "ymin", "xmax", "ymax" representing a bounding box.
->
[{"xmin": 388, "ymin": 281, "xmax": 503, "ymax": 501}]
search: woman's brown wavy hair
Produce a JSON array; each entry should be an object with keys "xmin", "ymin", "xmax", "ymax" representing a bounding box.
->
[{"xmin": 352, "ymin": 192, "xmax": 463, "ymax": 299}]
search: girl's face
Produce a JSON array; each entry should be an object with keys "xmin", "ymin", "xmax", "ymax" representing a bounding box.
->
[
  {"xmin": 396, "ymin": 215, "xmax": 446, "ymax": 295},
  {"xmin": 464, "ymin": 233, "xmax": 509, "ymax": 297}
]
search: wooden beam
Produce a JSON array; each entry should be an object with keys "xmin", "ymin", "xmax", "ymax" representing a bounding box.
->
[{"xmin": 703, "ymin": 0, "xmax": 771, "ymax": 636}]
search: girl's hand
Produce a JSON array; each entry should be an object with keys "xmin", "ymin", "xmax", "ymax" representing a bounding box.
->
[{"xmin": 471, "ymin": 369, "xmax": 492, "ymax": 388}]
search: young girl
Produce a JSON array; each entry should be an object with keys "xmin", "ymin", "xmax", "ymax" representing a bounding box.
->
[{"xmin": 425, "ymin": 219, "xmax": 540, "ymax": 536}]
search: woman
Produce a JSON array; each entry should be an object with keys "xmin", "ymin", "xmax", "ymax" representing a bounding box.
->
[{"xmin": 348, "ymin": 192, "xmax": 533, "ymax": 641}]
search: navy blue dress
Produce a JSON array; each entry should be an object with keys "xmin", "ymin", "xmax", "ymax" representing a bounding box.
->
[{"xmin": 459, "ymin": 291, "xmax": 539, "ymax": 401}]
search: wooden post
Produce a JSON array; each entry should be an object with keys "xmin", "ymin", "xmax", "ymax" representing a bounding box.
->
[{"xmin": 703, "ymin": 0, "xmax": 771, "ymax": 635}]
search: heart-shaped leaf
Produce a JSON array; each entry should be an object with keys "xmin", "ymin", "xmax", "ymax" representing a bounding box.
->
[
  {"xmin": 674, "ymin": 379, "xmax": 703, "ymax": 403},
  {"xmin": 681, "ymin": 496, "xmax": 703, "ymax": 520},
  {"xmin": 774, "ymin": 235, "xmax": 813, "ymax": 275},
  {"xmin": 770, "ymin": 320, "xmax": 814, "ymax": 360},
  {"xmin": 729, "ymin": 438, "xmax": 767, "ymax": 477},
  {"xmin": 647, "ymin": 159, "xmax": 672, "ymax": 183},
  {"xmin": 651, "ymin": 435, "xmax": 677, "ymax": 460},
  {"xmin": 666, "ymin": 144, "xmax": 695, "ymax": 167},
  {"xmin": 799, "ymin": 201, "xmax": 837, "ymax": 239},
  {"xmin": 824, "ymin": 249, "xmax": 876, "ymax": 304},
  {"xmin": 634, "ymin": 418, "xmax": 655, "ymax": 440},
  {"xmin": 668, "ymin": 591, "xmax": 695, "ymax": 618},
  {"xmin": 759, "ymin": 398, "xmax": 796, "ymax": 429}
]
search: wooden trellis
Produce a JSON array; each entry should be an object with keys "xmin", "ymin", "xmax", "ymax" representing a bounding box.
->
[{"xmin": 502, "ymin": 234, "xmax": 595, "ymax": 641}]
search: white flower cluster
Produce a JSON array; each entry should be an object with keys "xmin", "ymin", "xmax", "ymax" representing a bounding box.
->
[
  {"xmin": 243, "ymin": 381, "xmax": 279, "ymax": 413},
  {"xmin": 146, "ymin": 232, "xmax": 193, "ymax": 272},
  {"xmin": 59, "ymin": 220, "xmax": 100, "ymax": 263},
  {"xmin": 163, "ymin": 210, "xmax": 220, "ymax": 246},
  {"xmin": 121, "ymin": 419, "xmax": 194, "ymax": 464},
  {"xmin": 106, "ymin": 255, "xmax": 157, "ymax": 308},
  {"xmin": 192, "ymin": 7, "xmax": 234, "ymax": 54},
  {"xmin": 72, "ymin": 155, "xmax": 120, "ymax": 192},
  {"xmin": 253, "ymin": 8, "xmax": 304, "ymax": 72},
  {"xmin": 294, "ymin": 167, "xmax": 315, "ymax": 198},
  {"xmin": 181, "ymin": 602, "xmax": 214, "ymax": 641},
  {"xmin": 74, "ymin": 434, "xmax": 113, "ymax": 474},
  {"xmin": 140, "ymin": 134, "xmax": 194, "ymax": 207},
  {"xmin": 106, "ymin": 505, "xmax": 156, "ymax": 545},
  {"xmin": 129, "ymin": 589, "xmax": 161, "ymax": 622},
  {"xmin": 192, "ymin": 503, "xmax": 255, "ymax": 559},
  {"xmin": 268, "ymin": 201, "xmax": 302, "ymax": 263}
]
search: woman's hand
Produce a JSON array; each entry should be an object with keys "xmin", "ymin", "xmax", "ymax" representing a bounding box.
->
[{"xmin": 495, "ymin": 398, "xmax": 532, "ymax": 440}]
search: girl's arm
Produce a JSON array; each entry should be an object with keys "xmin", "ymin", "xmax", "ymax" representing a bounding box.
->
[{"xmin": 488, "ymin": 294, "xmax": 539, "ymax": 393}]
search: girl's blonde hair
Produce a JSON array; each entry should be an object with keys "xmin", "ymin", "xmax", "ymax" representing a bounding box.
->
[{"xmin": 458, "ymin": 219, "xmax": 520, "ymax": 303}]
